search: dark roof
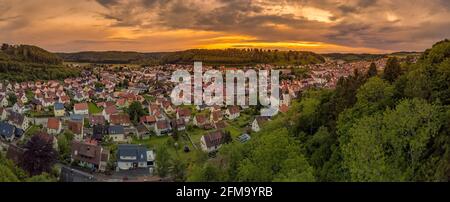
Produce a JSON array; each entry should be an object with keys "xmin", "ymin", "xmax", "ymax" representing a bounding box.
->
[
  {"xmin": 8, "ymin": 111, "xmax": 25, "ymax": 125},
  {"xmin": 71, "ymin": 141, "xmax": 108, "ymax": 166},
  {"xmin": 92, "ymin": 125, "xmax": 108, "ymax": 141},
  {"xmin": 0, "ymin": 122, "xmax": 15, "ymax": 138},
  {"xmin": 136, "ymin": 124, "xmax": 149, "ymax": 134},
  {"xmin": 70, "ymin": 114, "xmax": 84, "ymax": 121},
  {"xmin": 14, "ymin": 128, "xmax": 24, "ymax": 138},
  {"xmin": 117, "ymin": 144, "xmax": 148, "ymax": 163},
  {"xmin": 203, "ymin": 130, "xmax": 224, "ymax": 148},
  {"xmin": 89, "ymin": 115, "xmax": 105, "ymax": 125},
  {"xmin": 60, "ymin": 166, "xmax": 97, "ymax": 182},
  {"xmin": 54, "ymin": 102, "xmax": 64, "ymax": 110},
  {"xmin": 108, "ymin": 125, "xmax": 125, "ymax": 135}
]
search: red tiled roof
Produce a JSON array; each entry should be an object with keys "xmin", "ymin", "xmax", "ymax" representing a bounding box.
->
[
  {"xmin": 74, "ymin": 103, "xmax": 88, "ymax": 111},
  {"xmin": 156, "ymin": 120, "xmax": 169, "ymax": 129},
  {"xmin": 177, "ymin": 108, "xmax": 191, "ymax": 117},
  {"xmin": 110, "ymin": 114, "xmax": 131, "ymax": 125},
  {"xmin": 47, "ymin": 118, "xmax": 60, "ymax": 130},
  {"xmin": 228, "ymin": 106, "xmax": 240, "ymax": 114},
  {"xmin": 68, "ymin": 120, "xmax": 83, "ymax": 134},
  {"xmin": 140, "ymin": 115, "xmax": 156, "ymax": 124},
  {"xmin": 104, "ymin": 105, "xmax": 117, "ymax": 115},
  {"xmin": 195, "ymin": 114, "xmax": 207, "ymax": 124}
]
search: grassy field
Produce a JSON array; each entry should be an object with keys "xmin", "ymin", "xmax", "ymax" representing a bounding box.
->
[
  {"xmin": 88, "ymin": 102, "xmax": 103, "ymax": 114},
  {"xmin": 131, "ymin": 130, "xmax": 200, "ymax": 161},
  {"xmin": 24, "ymin": 125, "xmax": 42, "ymax": 137}
]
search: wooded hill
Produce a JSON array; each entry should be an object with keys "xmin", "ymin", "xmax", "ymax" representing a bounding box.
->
[
  {"xmin": 58, "ymin": 48, "xmax": 325, "ymax": 66},
  {"xmin": 0, "ymin": 44, "xmax": 80, "ymax": 82}
]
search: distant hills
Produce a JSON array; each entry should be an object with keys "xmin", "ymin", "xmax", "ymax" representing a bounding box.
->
[
  {"xmin": 58, "ymin": 49, "xmax": 326, "ymax": 66},
  {"xmin": 322, "ymin": 52, "xmax": 421, "ymax": 62},
  {"xmin": 0, "ymin": 42, "xmax": 424, "ymax": 82},
  {"xmin": 0, "ymin": 44, "xmax": 80, "ymax": 82}
]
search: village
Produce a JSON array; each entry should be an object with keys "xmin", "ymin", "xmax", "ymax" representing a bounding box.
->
[{"xmin": 0, "ymin": 59, "xmax": 386, "ymax": 182}]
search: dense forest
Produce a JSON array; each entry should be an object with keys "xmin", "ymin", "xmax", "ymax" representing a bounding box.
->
[
  {"xmin": 182, "ymin": 39, "xmax": 450, "ymax": 182},
  {"xmin": 58, "ymin": 49, "xmax": 325, "ymax": 66},
  {"xmin": 0, "ymin": 44, "xmax": 80, "ymax": 82},
  {"xmin": 323, "ymin": 52, "xmax": 421, "ymax": 62}
]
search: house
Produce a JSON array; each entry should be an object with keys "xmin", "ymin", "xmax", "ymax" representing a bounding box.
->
[
  {"xmin": 193, "ymin": 114, "xmax": 208, "ymax": 128},
  {"xmin": 210, "ymin": 110, "xmax": 223, "ymax": 123},
  {"xmin": 161, "ymin": 100, "xmax": 174, "ymax": 113},
  {"xmin": 18, "ymin": 93, "xmax": 28, "ymax": 104},
  {"xmin": 174, "ymin": 118, "xmax": 186, "ymax": 131},
  {"xmin": 176, "ymin": 108, "xmax": 191, "ymax": 123},
  {"xmin": 117, "ymin": 144, "xmax": 155, "ymax": 170},
  {"xmin": 136, "ymin": 124, "xmax": 150, "ymax": 138},
  {"xmin": 102, "ymin": 105, "xmax": 117, "ymax": 122},
  {"xmin": 154, "ymin": 120, "xmax": 171, "ymax": 136},
  {"xmin": 59, "ymin": 95, "xmax": 70, "ymax": 104},
  {"xmin": 12, "ymin": 101, "xmax": 27, "ymax": 113},
  {"xmin": 0, "ymin": 95, "xmax": 8, "ymax": 107},
  {"xmin": 8, "ymin": 111, "xmax": 29, "ymax": 130},
  {"xmin": 110, "ymin": 114, "xmax": 131, "ymax": 126},
  {"xmin": 70, "ymin": 114, "xmax": 84, "ymax": 122},
  {"xmin": 59, "ymin": 166, "xmax": 97, "ymax": 182},
  {"xmin": 0, "ymin": 122, "xmax": 15, "ymax": 142},
  {"xmin": 42, "ymin": 98, "xmax": 55, "ymax": 108},
  {"xmin": 47, "ymin": 118, "xmax": 62, "ymax": 135},
  {"xmin": 92, "ymin": 125, "xmax": 108, "ymax": 141},
  {"xmin": 200, "ymin": 130, "xmax": 224, "ymax": 153},
  {"xmin": 116, "ymin": 98, "xmax": 129, "ymax": 108},
  {"xmin": 68, "ymin": 120, "xmax": 84, "ymax": 141},
  {"xmin": 226, "ymin": 106, "xmax": 240, "ymax": 120},
  {"xmin": 54, "ymin": 102, "xmax": 65, "ymax": 117},
  {"xmin": 74, "ymin": 103, "xmax": 89, "ymax": 115},
  {"xmin": 140, "ymin": 115, "xmax": 156, "ymax": 127},
  {"xmin": 88, "ymin": 115, "xmax": 106, "ymax": 126},
  {"xmin": 71, "ymin": 140, "xmax": 109, "ymax": 172},
  {"xmin": 73, "ymin": 93, "xmax": 86, "ymax": 102},
  {"xmin": 148, "ymin": 104, "xmax": 161, "ymax": 116},
  {"xmin": 252, "ymin": 116, "xmax": 270, "ymax": 132},
  {"xmin": 108, "ymin": 125, "xmax": 126, "ymax": 142}
]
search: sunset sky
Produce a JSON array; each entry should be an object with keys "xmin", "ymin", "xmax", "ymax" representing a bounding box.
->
[{"xmin": 0, "ymin": 0, "xmax": 449, "ymax": 53}]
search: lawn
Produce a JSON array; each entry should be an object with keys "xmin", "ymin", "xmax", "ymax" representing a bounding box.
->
[
  {"xmin": 88, "ymin": 103, "xmax": 103, "ymax": 114},
  {"xmin": 131, "ymin": 131, "xmax": 201, "ymax": 162},
  {"xmin": 29, "ymin": 110, "xmax": 54, "ymax": 118},
  {"xmin": 24, "ymin": 125, "xmax": 42, "ymax": 137}
]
